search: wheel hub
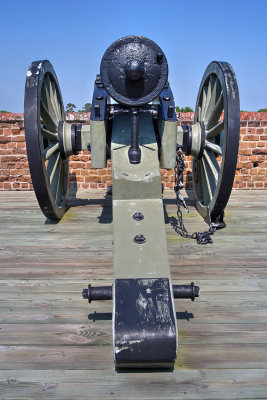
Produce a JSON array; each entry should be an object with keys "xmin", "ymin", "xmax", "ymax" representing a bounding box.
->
[{"xmin": 182, "ymin": 122, "xmax": 205, "ymax": 160}]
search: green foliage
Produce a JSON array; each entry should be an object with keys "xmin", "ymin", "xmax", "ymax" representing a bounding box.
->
[
  {"xmin": 78, "ymin": 103, "xmax": 92, "ymax": 112},
  {"xmin": 65, "ymin": 103, "xmax": 76, "ymax": 112},
  {"xmin": 176, "ymin": 106, "xmax": 193, "ymax": 112},
  {"xmin": 240, "ymin": 109, "xmax": 267, "ymax": 112},
  {"xmin": 0, "ymin": 110, "xmax": 11, "ymax": 113}
]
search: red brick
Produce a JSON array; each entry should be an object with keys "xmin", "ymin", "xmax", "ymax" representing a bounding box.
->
[
  {"xmin": 3, "ymin": 128, "xmax": 13, "ymax": 136},
  {"xmin": 238, "ymin": 182, "xmax": 247, "ymax": 189},
  {"xmin": 252, "ymin": 148, "xmax": 267, "ymax": 155},
  {"xmin": 247, "ymin": 128, "xmax": 256, "ymax": 134},
  {"xmin": 242, "ymin": 134, "xmax": 259, "ymax": 141},
  {"xmin": 3, "ymin": 182, "xmax": 12, "ymax": 189},
  {"xmin": 251, "ymin": 175, "xmax": 267, "ymax": 182},
  {"xmin": 248, "ymin": 121, "xmax": 260, "ymax": 127},
  {"xmin": 7, "ymin": 142, "xmax": 16, "ymax": 149},
  {"xmin": 0, "ymin": 136, "xmax": 11, "ymax": 144},
  {"xmin": 0, "ymin": 149, "xmax": 9, "ymax": 155},
  {"xmin": 241, "ymin": 162, "xmax": 253, "ymax": 169},
  {"xmin": 0, "ymin": 156, "xmax": 9, "ymax": 163},
  {"xmin": 257, "ymin": 141, "xmax": 266, "ymax": 147},
  {"xmin": 239, "ymin": 149, "xmax": 251, "ymax": 155},
  {"xmin": 14, "ymin": 136, "xmax": 25, "ymax": 143}
]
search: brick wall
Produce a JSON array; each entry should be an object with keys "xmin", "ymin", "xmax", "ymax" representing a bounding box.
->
[{"xmin": 0, "ymin": 112, "xmax": 267, "ymax": 191}]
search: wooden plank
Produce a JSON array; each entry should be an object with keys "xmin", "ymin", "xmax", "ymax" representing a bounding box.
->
[
  {"xmin": 1, "ymin": 308, "xmax": 266, "ymax": 325},
  {"xmin": 0, "ymin": 369, "xmax": 266, "ymax": 400},
  {"xmin": 0, "ymin": 279, "xmax": 267, "ymax": 293},
  {"xmin": 0, "ymin": 266, "xmax": 266, "ymax": 280},
  {"xmin": 1, "ymin": 323, "xmax": 267, "ymax": 346},
  {"xmin": 1, "ymin": 344, "xmax": 267, "ymax": 370}
]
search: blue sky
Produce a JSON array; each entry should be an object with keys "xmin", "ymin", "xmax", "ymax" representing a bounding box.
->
[{"xmin": 1, "ymin": 0, "xmax": 266, "ymax": 112}]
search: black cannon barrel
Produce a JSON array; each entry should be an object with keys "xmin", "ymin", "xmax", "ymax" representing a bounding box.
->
[{"xmin": 100, "ymin": 36, "xmax": 168, "ymax": 107}]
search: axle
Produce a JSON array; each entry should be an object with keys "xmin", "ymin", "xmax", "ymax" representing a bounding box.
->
[{"xmin": 82, "ymin": 282, "xmax": 199, "ymax": 302}]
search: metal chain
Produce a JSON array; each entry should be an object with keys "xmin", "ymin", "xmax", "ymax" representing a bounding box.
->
[{"xmin": 171, "ymin": 148, "xmax": 216, "ymax": 245}]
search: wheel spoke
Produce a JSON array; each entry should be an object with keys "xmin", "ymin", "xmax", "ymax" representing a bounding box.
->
[
  {"xmin": 203, "ymin": 149, "xmax": 219, "ymax": 182},
  {"xmin": 54, "ymin": 161, "xmax": 64, "ymax": 204},
  {"xmin": 41, "ymin": 126, "xmax": 58, "ymax": 141},
  {"xmin": 206, "ymin": 92, "xmax": 224, "ymax": 131},
  {"xmin": 200, "ymin": 158, "xmax": 212, "ymax": 204},
  {"xmin": 43, "ymin": 143, "xmax": 59, "ymax": 160},
  {"xmin": 202, "ymin": 77, "xmax": 212, "ymax": 120},
  {"xmin": 47, "ymin": 152, "xmax": 61, "ymax": 185},
  {"xmin": 195, "ymin": 160, "xmax": 204, "ymax": 202},
  {"xmin": 206, "ymin": 120, "xmax": 224, "ymax": 140},
  {"xmin": 197, "ymin": 106, "xmax": 202, "ymax": 122},
  {"xmin": 201, "ymin": 85, "xmax": 208, "ymax": 120},
  {"xmin": 205, "ymin": 140, "xmax": 222, "ymax": 156},
  {"xmin": 204, "ymin": 76, "xmax": 220, "ymax": 123},
  {"xmin": 40, "ymin": 99, "xmax": 58, "ymax": 133},
  {"xmin": 50, "ymin": 79, "xmax": 61, "ymax": 122},
  {"xmin": 43, "ymin": 75, "xmax": 58, "ymax": 123}
]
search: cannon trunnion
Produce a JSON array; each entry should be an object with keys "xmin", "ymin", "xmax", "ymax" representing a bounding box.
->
[{"xmin": 24, "ymin": 35, "xmax": 240, "ymax": 369}]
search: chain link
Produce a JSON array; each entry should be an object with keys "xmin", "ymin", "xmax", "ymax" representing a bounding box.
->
[{"xmin": 171, "ymin": 148, "xmax": 216, "ymax": 245}]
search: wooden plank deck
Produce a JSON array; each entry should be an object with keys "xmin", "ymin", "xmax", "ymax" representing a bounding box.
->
[{"xmin": 0, "ymin": 189, "xmax": 267, "ymax": 399}]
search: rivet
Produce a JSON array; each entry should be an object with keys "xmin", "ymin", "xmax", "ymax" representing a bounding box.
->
[
  {"xmin": 133, "ymin": 234, "xmax": 146, "ymax": 244},
  {"xmin": 132, "ymin": 212, "xmax": 144, "ymax": 221}
]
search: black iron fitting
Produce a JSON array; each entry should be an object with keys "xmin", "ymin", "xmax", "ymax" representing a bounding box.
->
[
  {"xmin": 182, "ymin": 124, "xmax": 192, "ymax": 156},
  {"xmin": 82, "ymin": 284, "xmax": 112, "ymax": 303},
  {"xmin": 109, "ymin": 105, "xmax": 158, "ymax": 117},
  {"xmin": 173, "ymin": 282, "xmax": 200, "ymax": 301},
  {"xmin": 82, "ymin": 283, "xmax": 200, "ymax": 302}
]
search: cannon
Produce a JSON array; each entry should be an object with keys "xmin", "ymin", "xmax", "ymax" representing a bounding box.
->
[{"xmin": 24, "ymin": 36, "xmax": 240, "ymax": 369}]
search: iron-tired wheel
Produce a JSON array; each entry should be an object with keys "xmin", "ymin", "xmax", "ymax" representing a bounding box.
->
[
  {"xmin": 192, "ymin": 61, "xmax": 240, "ymax": 225},
  {"xmin": 24, "ymin": 60, "xmax": 69, "ymax": 220}
]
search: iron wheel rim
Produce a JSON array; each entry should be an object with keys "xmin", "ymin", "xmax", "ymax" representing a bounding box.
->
[
  {"xmin": 24, "ymin": 60, "xmax": 69, "ymax": 220},
  {"xmin": 192, "ymin": 61, "xmax": 240, "ymax": 223}
]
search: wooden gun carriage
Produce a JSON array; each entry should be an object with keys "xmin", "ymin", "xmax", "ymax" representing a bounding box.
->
[{"xmin": 24, "ymin": 36, "xmax": 240, "ymax": 369}]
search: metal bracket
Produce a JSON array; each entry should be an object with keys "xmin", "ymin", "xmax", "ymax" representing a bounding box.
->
[
  {"xmin": 159, "ymin": 84, "xmax": 177, "ymax": 121},
  {"xmin": 90, "ymin": 75, "xmax": 109, "ymax": 121}
]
